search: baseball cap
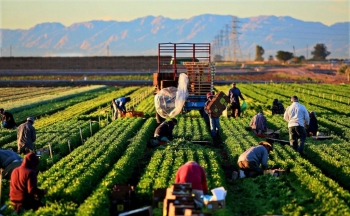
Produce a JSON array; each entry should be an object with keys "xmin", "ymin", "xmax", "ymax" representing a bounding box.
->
[
  {"xmin": 206, "ymin": 92, "xmax": 213, "ymax": 99},
  {"xmin": 27, "ymin": 117, "xmax": 35, "ymax": 123}
]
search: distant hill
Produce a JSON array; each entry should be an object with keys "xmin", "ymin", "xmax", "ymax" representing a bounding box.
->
[{"xmin": 1, "ymin": 14, "xmax": 349, "ymax": 59}]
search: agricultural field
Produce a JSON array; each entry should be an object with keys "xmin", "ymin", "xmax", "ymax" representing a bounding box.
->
[{"xmin": 0, "ymin": 83, "xmax": 350, "ymax": 215}]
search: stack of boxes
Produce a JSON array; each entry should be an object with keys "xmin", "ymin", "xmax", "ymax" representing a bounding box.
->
[{"xmin": 162, "ymin": 183, "xmax": 196, "ymax": 216}]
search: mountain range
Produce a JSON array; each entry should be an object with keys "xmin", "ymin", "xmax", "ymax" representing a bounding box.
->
[{"xmin": 1, "ymin": 14, "xmax": 349, "ymax": 59}]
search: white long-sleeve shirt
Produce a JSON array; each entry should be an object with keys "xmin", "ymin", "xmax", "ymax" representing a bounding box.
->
[{"xmin": 284, "ymin": 102, "xmax": 310, "ymax": 128}]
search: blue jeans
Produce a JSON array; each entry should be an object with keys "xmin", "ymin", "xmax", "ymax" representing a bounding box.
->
[
  {"xmin": 289, "ymin": 126, "xmax": 307, "ymax": 153},
  {"xmin": 209, "ymin": 117, "xmax": 220, "ymax": 137}
]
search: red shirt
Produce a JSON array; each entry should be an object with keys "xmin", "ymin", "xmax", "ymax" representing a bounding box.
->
[
  {"xmin": 10, "ymin": 153, "xmax": 45, "ymax": 202},
  {"xmin": 175, "ymin": 162, "xmax": 208, "ymax": 194}
]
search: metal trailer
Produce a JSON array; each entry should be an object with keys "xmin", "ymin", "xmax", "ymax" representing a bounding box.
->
[{"xmin": 153, "ymin": 43, "xmax": 216, "ymax": 123}]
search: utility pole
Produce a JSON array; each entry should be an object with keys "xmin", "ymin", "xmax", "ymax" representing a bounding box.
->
[
  {"xmin": 293, "ymin": 46, "xmax": 296, "ymax": 56},
  {"xmin": 10, "ymin": 45, "xmax": 12, "ymax": 57}
]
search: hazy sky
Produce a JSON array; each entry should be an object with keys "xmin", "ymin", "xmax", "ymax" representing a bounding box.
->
[{"xmin": 0, "ymin": 0, "xmax": 349, "ymax": 29}]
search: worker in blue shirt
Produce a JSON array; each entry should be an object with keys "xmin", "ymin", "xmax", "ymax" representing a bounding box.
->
[
  {"xmin": 228, "ymin": 82, "xmax": 245, "ymax": 118},
  {"xmin": 112, "ymin": 96, "xmax": 131, "ymax": 120}
]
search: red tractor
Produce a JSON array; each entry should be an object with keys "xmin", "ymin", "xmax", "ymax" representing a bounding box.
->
[{"xmin": 153, "ymin": 43, "xmax": 216, "ymax": 123}]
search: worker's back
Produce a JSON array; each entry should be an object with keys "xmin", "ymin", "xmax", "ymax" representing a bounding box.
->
[
  {"xmin": 238, "ymin": 145, "xmax": 268, "ymax": 164},
  {"xmin": 175, "ymin": 162, "xmax": 207, "ymax": 192}
]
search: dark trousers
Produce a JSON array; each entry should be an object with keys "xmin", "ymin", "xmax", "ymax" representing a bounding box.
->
[
  {"xmin": 11, "ymin": 198, "xmax": 44, "ymax": 213},
  {"xmin": 289, "ymin": 126, "xmax": 307, "ymax": 153},
  {"xmin": 230, "ymin": 103, "xmax": 241, "ymax": 118},
  {"xmin": 238, "ymin": 161, "xmax": 263, "ymax": 177}
]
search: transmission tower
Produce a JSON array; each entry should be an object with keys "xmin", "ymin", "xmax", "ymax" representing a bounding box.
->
[
  {"xmin": 219, "ymin": 30, "xmax": 224, "ymax": 59},
  {"xmin": 224, "ymin": 24, "xmax": 232, "ymax": 61},
  {"xmin": 231, "ymin": 16, "xmax": 242, "ymax": 62}
]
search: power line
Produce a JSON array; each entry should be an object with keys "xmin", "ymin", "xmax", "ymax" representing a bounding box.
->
[
  {"xmin": 241, "ymin": 33, "xmax": 349, "ymax": 42},
  {"xmin": 241, "ymin": 28, "xmax": 349, "ymax": 37},
  {"xmin": 240, "ymin": 22, "xmax": 348, "ymax": 31}
]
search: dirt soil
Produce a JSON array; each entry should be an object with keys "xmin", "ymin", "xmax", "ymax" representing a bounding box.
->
[{"xmin": 225, "ymin": 69, "xmax": 349, "ymax": 84}]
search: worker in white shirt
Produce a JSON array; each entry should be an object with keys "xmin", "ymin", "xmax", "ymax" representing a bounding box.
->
[{"xmin": 284, "ymin": 96, "xmax": 310, "ymax": 155}]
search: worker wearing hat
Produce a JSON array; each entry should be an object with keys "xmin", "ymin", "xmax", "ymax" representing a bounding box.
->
[
  {"xmin": 235, "ymin": 141, "xmax": 273, "ymax": 178},
  {"xmin": 227, "ymin": 82, "xmax": 245, "ymax": 118},
  {"xmin": 204, "ymin": 92, "xmax": 221, "ymax": 141},
  {"xmin": 17, "ymin": 117, "xmax": 36, "ymax": 154}
]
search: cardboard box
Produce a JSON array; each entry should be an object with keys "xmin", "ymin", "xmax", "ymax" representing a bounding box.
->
[
  {"xmin": 163, "ymin": 184, "xmax": 195, "ymax": 216},
  {"xmin": 204, "ymin": 200, "xmax": 225, "ymax": 212},
  {"xmin": 206, "ymin": 91, "xmax": 229, "ymax": 117},
  {"xmin": 36, "ymin": 147, "xmax": 50, "ymax": 157}
]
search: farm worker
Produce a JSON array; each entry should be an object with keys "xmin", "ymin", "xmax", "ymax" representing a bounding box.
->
[
  {"xmin": 17, "ymin": 117, "xmax": 36, "ymax": 154},
  {"xmin": 0, "ymin": 108, "xmax": 17, "ymax": 129},
  {"xmin": 175, "ymin": 161, "xmax": 208, "ymax": 207},
  {"xmin": 271, "ymin": 99, "xmax": 285, "ymax": 115},
  {"xmin": 284, "ymin": 95, "xmax": 310, "ymax": 154},
  {"xmin": 112, "ymin": 96, "xmax": 131, "ymax": 120},
  {"xmin": 149, "ymin": 118, "xmax": 177, "ymax": 147},
  {"xmin": 234, "ymin": 141, "xmax": 273, "ymax": 179},
  {"xmin": 228, "ymin": 82, "xmax": 245, "ymax": 118},
  {"xmin": 250, "ymin": 110, "xmax": 267, "ymax": 135},
  {"xmin": 10, "ymin": 152, "xmax": 47, "ymax": 213},
  {"xmin": 306, "ymin": 111, "xmax": 318, "ymax": 136},
  {"xmin": 204, "ymin": 92, "xmax": 221, "ymax": 140},
  {"xmin": 0, "ymin": 150, "xmax": 23, "ymax": 180}
]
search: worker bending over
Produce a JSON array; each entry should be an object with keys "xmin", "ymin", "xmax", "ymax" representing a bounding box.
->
[
  {"xmin": 10, "ymin": 153, "xmax": 47, "ymax": 213},
  {"xmin": 271, "ymin": 99, "xmax": 285, "ymax": 115},
  {"xmin": 250, "ymin": 110, "xmax": 267, "ymax": 135},
  {"xmin": 306, "ymin": 111, "xmax": 318, "ymax": 136},
  {"xmin": 0, "ymin": 150, "xmax": 23, "ymax": 180},
  {"xmin": 175, "ymin": 161, "xmax": 208, "ymax": 208},
  {"xmin": 0, "ymin": 108, "xmax": 16, "ymax": 129},
  {"xmin": 235, "ymin": 141, "xmax": 273, "ymax": 179},
  {"xmin": 112, "ymin": 96, "xmax": 131, "ymax": 120},
  {"xmin": 149, "ymin": 118, "xmax": 177, "ymax": 147}
]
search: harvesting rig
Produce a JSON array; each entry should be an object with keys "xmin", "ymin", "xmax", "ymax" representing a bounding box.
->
[{"xmin": 153, "ymin": 43, "xmax": 216, "ymax": 123}]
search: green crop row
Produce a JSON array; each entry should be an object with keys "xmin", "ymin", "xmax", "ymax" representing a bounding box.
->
[
  {"xmin": 0, "ymin": 86, "xmax": 76, "ymax": 103},
  {"xmin": 173, "ymin": 115, "xmax": 212, "ymax": 142},
  {"xmin": 34, "ymin": 86, "xmax": 138, "ymax": 129},
  {"xmin": 4, "ymin": 85, "xmax": 107, "ymax": 113},
  {"xmin": 75, "ymin": 118, "xmax": 157, "ymax": 215},
  {"xmin": 31, "ymin": 118, "xmax": 144, "ymax": 215},
  {"xmin": 220, "ymin": 115, "xmax": 350, "ymax": 215},
  {"xmin": 1, "ymin": 119, "xmax": 100, "ymax": 171}
]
